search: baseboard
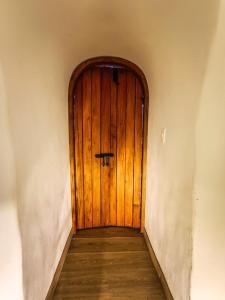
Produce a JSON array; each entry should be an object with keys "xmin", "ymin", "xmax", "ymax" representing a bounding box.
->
[
  {"xmin": 46, "ymin": 228, "xmax": 74, "ymax": 300},
  {"xmin": 143, "ymin": 229, "xmax": 174, "ymax": 300}
]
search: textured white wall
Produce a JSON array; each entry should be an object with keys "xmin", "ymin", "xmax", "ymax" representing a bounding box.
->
[
  {"xmin": 143, "ymin": 2, "xmax": 220, "ymax": 298},
  {"xmin": 0, "ymin": 2, "xmax": 72, "ymax": 299},
  {"xmin": 0, "ymin": 66, "xmax": 23, "ymax": 300},
  {"xmin": 191, "ymin": 2, "xmax": 225, "ymax": 299}
]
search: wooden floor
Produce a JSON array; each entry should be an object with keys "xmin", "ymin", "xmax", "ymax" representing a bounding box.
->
[{"xmin": 53, "ymin": 228, "xmax": 166, "ymax": 300}]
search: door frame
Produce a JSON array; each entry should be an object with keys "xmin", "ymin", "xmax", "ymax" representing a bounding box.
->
[{"xmin": 68, "ymin": 56, "xmax": 149, "ymax": 233}]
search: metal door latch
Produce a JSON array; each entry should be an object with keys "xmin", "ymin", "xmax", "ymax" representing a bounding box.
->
[{"xmin": 95, "ymin": 153, "xmax": 114, "ymax": 166}]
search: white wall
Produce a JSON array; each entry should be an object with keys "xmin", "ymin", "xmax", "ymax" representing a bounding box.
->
[
  {"xmin": 1, "ymin": 0, "xmax": 224, "ymax": 299},
  {"xmin": 143, "ymin": 2, "xmax": 220, "ymax": 299},
  {"xmin": 0, "ymin": 65, "xmax": 23, "ymax": 300},
  {"xmin": 191, "ymin": 2, "xmax": 225, "ymax": 299},
  {"xmin": 0, "ymin": 1, "xmax": 72, "ymax": 299},
  {"xmin": 0, "ymin": 4, "xmax": 23, "ymax": 299}
]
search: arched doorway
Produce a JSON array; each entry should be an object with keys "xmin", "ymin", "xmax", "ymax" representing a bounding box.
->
[{"xmin": 68, "ymin": 57, "xmax": 149, "ymax": 232}]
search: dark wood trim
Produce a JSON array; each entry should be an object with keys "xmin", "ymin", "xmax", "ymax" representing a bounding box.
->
[
  {"xmin": 45, "ymin": 228, "xmax": 73, "ymax": 300},
  {"xmin": 68, "ymin": 56, "xmax": 149, "ymax": 231},
  {"xmin": 143, "ymin": 229, "xmax": 174, "ymax": 300}
]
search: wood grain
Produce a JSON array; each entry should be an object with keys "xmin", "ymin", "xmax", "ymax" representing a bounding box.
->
[
  {"xmin": 82, "ymin": 70, "xmax": 93, "ymax": 228},
  {"xmin": 133, "ymin": 78, "xmax": 143, "ymax": 228},
  {"xmin": 116, "ymin": 70, "xmax": 127, "ymax": 226},
  {"xmin": 68, "ymin": 81, "xmax": 76, "ymax": 232},
  {"xmin": 91, "ymin": 68, "xmax": 101, "ymax": 227},
  {"xmin": 74, "ymin": 78, "xmax": 84, "ymax": 229},
  {"xmin": 125, "ymin": 72, "xmax": 135, "ymax": 227},
  {"xmin": 101, "ymin": 69, "xmax": 111, "ymax": 226},
  {"xmin": 69, "ymin": 237, "xmax": 147, "ymax": 253},
  {"xmin": 109, "ymin": 72, "xmax": 117, "ymax": 225},
  {"xmin": 53, "ymin": 228, "xmax": 166, "ymax": 300},
  {"xmin": 75, "ymin": 227, "xmax": 142, "ymax": 238}
]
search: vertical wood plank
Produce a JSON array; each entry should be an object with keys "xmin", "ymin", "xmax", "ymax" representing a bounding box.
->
[
  {"xmin": 117, "ymin": 70, "xmax": 127, "ymax": 226},
  {"xmin": 92, "ymin": 69, "xmax": 101, "ymax": 227},
  {"xmin": 101, "ymin": 69, "xmax": 111, "ymax": 226},
  {"xmin": 133, "ymin": 78, "xmax": 143, "ymax": 228},
  {"xmin": 110, "ymin": 71, "xmax": 117, "ymax": 225},
  {"xmin": 141, "ymin": 81, "xmax": 149, "ymax": 232},
  {"xmin": 74, "ymin": 78, "xmax": 84, "ymax": 229},
  {"xmin": 82, "ymin": 70, "xmax": 93, "ymax": 228},
  {"xmin": 125, "ymin": 72, "xmax": 135, "ymax": 227},
  {"xmin": 69, "ymin": 92, "xmax": 76, "ymax": 232}
]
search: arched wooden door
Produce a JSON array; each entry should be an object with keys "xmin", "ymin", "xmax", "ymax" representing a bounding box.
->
[{"xmin": 69, "ymin": 58, "xmax": 149, "ymax": 231}]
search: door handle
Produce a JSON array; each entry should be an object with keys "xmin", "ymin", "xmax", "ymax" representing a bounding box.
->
[{"xmin": 95, "ymin": 153, "xmax": 114, "ymax": 167}]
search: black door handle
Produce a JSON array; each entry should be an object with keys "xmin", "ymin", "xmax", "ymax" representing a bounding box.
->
[
  {"xmin": 95, "ymin": 153, "xmax": 114, "ymax": 159},
  {"xmin": 95, "ymin": 153, "xmax": 114, "ymax": 166}
]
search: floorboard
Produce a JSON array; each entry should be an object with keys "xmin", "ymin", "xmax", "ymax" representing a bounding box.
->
[
  {"xmin": 53, "ymin": 228, "xmax": 166, "ymax": 300},
  {"xmin": 75, "ymin": 227, "xmax": 142, "ymax": 238}
]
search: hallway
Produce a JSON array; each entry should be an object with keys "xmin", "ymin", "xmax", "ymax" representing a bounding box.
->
[
  {"xmin": 1, "ymin": 1, "xmax": 225, "ymax": 299},
  {"xmin": 53, "ymin": 228, "xmax": 165, "ymax": 299}
]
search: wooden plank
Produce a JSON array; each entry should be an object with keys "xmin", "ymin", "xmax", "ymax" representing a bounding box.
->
[
  {"xmin": 75, "ymin": 227, "xmax": 141, "ymax": 238},
  {"xmin": 91, "ymin": 69, "xmax": 101, "ymax": 227},
  {"xmin": 116, "ymin": 70, "xmax": 127, "ymax": 226},
  {"xmin": 141, "ymin": 78, "xmax": 149, "ymax": 232},
  {"xmin": 54, "ymin": 292, "xmax": 164, "ymax": 300},
  {"xmin": 54, "ymin": 290, "xmax": 164, "ymax": 300},
  {"xmin": 53, "ymin": 229, "xmax": 165, "ymax": 300},
  {"xmin": 68, "ymin": 88, "xmax": 76, "ymax": 232},
  {"xmin": 133, "ymin": 78, "xmax": 143, "ymax": 228},
  {"xmin": 59, "ymin": 266, "xmax": 157, "ymax": 283},
  {"xmin": 69, "ymin": 237, "xmax": 147, "ymax": 253},
  {"xmin": 63, "ymin": 251, "xmax": 152, "ymax": 270},
  {"xmin": 100, "ymin": 69, "xmax": 111, "ymax": 226},
  {"xmin": 110, "ymin": 72, "xmax": 117, "ymax": 225},
  {"xmin": 74, "ymin": 81, "xmax": 82, "ymax": 229},
  {"xmin": 125, "ymin": 72, "xmax": 135, "ymax": 227},
  {"xmin": 74, "ymin": 78, "xmax": 84, "ymax": 229},
  {"xmin": 82, "ymin": 70, "xmax": 93, "ymax": 228}
]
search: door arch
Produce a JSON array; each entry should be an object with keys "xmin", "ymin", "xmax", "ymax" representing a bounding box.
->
[{"xmin": 68, "ymin": 57, "xmax": 149, "ymax": 232}]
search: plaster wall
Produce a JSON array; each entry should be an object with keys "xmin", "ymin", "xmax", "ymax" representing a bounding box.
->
[
  {"xmin": 191, "ymin": 2, "xmax": 225, "ymax": 299},
  {"xmin": 0, "ymin": 2, "xmax": 72, "ymax": 299},
  {"xmin": 0, "ymin": 65, "xmax": 23, "ymax": 300}
]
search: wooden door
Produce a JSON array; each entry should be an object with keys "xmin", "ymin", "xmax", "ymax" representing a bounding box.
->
[{"xmin": 74, "ymin": 65, "xmax": 144, "ymax": 229}]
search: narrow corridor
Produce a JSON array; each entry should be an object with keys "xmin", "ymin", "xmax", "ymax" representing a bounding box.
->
[{"xmin": 53, "ymin": 228, "xmax": 165, "ymax": 299}]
